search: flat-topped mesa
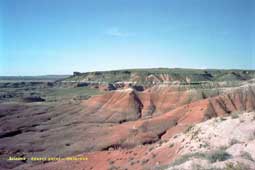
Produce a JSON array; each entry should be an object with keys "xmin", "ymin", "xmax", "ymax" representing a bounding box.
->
[
  {"xmin": 73, "ymin": 71, "xmax": 82, "ymax": 76},
  {"xmin": 66, "ymin": 68, "xmax": 255, "ymax": 84},
  {"xmin": 59, "ymin": 68, "xmax": 255, "ymax": 91}
]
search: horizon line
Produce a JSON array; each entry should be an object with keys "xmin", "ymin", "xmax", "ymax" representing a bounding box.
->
[{"xmin": 1, "ymin": 67, "xmax": 255, "ymax": 77}]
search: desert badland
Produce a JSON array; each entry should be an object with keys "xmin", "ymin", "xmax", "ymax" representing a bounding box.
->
[{"xmin": 1, "ymin": 68, "xmax": 255, "ymax": 170}]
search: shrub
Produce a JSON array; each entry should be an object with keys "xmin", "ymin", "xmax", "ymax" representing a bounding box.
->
[
  {"xmin": 108, "ymin": 165, "xmax": 118, "ymax": 170},
  {"xmin": 154, "ymin": 164, "xmax": 170, "ymax": 170},
  {"xmin": 200, "ymin": 142, "xmax": 209, "ymax": 148},
  {"xmin": 191, "ymin": 128, "xmax": 201, "ymax": 140},
  {"xmin": 129, "ymin": 161, "xmax": 135, "ymax": 166},
  {"xmin": 159, "ymin": 140, "xmax": 164, "ymax": 145},
  {"xmin": 170, "ymin": 149, "xmax": 231, "ymax": 167},
  {"xmin": 191, "ymin": 164, "xmax": 222, "ymax": 170},
  {"xmin": 231, "ymin": 111, "xmax": 241, "ymax": 119},
  {"xmin": 229, "ymin": 139, "xmax": 240, "ymax": 145},
  {"xmin": 141, "ymin": 159, "xmax": 150, "ymax": 165},
  {"xmin": 206, "ymin": 149, "xmax": 231, "ymax": 163},
  {"xmin": 169, "ymin": 143, "xmax": 174, "ymax": 148},
  {"xmin": 108, "ymin": 160, "xmax": 115, "ymax": 165},
  {"xmin": 128, "ymin": 157, "xmax": 134, "ymax": 162},
  {"xmin": 171, "ymin": 152, "xmax": 205, "ymax": 166},
  {"xmin": 184, "ymin": 124, "xmax": 194, "ymax": 133},
  {"xmin": 148, "ymin": 146, "xmax": 154, "ymax": 151},
  {"xmin": 224, "ymin": 162, "xmax": 250, "ymax": 170},
  {"xmin": 220, "ymin": 117, "xmax": 227, "ymax": 121}
]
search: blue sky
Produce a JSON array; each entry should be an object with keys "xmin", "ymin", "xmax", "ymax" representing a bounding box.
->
[{"xmin": 1, "ymin": 0, "xmax": 254, "ymax": 75}]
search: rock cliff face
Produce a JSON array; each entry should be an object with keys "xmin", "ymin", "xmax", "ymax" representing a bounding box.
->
[{"xmin": 81, "ymin": 84, "xmax": 255, "ymax": 124}]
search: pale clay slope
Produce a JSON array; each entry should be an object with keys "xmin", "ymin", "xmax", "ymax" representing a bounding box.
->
[{"xmin": 160, "ymin": 111, "xmax": 255, "ymax": 170}]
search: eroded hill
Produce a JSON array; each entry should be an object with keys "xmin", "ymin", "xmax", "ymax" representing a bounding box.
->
[{"xmin": 0, "ymin": 69, "xmax": 255, "ymax": 170}]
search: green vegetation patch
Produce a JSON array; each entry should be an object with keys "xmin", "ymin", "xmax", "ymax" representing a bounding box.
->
[
  {"xmin": 224, "ymin": 162, "xmax": 250, "ymax": 170},
  {"xmin": 44, "ymin": 87, "xmax": 104, "ymax": 101},
  {"xmin": 170, "ymin": 148, "xmax": 231, "ymax": 166},
  {"xmin": 66, "ymin": 68, "xmax": 255, "ymax": 84}
]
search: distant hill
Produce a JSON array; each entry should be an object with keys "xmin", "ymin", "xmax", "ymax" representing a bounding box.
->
[
  {"xmin": 64, "ymin": 68, "xmax": 255, "ymax": 84},
  {"xmin": 0, "ymin": 75, "xmax": 70, "ymax": 82}
]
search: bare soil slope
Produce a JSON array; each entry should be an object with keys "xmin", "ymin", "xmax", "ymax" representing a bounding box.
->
[{"xmin": 1, "ymin": 81, "xmax": 254, "ymax": 170}]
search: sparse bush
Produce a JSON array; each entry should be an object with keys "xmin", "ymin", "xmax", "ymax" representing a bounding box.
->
[
  {"xmin": 224, "ymin": 162, "xmax": 250, "ymax": 170},
  {"xmin": 190, "ymin": 128, "xmax": 201, "ymax": 140},
  {"xmin": 206, "ymin": 149, "xmax": 231, "ymax": 163},
  {"xmin": 200, "ymin": 142, "xmax": 209, "ymax": 148},
  {"xmin": 152, "ymin": 153, "xmax": 156, "ymax": 158},
  {"xmin": 128, "ymin": 157, "xmax": 134, "ymax": 162},
  {"xmin": 219, "ymin": 145, "xmax": 228, "ymax": 150},
  {"xmin": 169, "ymin": 143, "xmax": 174, "ymax": 148},
  {"xmin": 190, "ymin": 164, "xmax": 221, "ymax": 170},
  {"xmin": 231, "ymin": 114, "xmax": 239, "ymax": 119},
  {"xmin": 108, "ymin": 160, "xmax": 115, "ymax": 165},
  {"xmin": 184, "ymin": 124, "xmax": 194, "ymax": 133},
  {"xmin": 170, "ymin": 149, "xmax": 231, "ymax": 167},
  {"xmin": 154, "ymin": 164, "xmax": 169, "ymax": 170},
  {"xmin": 231, "ymin": 111, "xmax": 241, "ymax": 119},
  {"xmin": 220, "ymin": 117, "xmax": 227, "ymax": 121},
  {"xmin": 129, "ymin": 161, "xmax": 135, "ymax": 166},
  {"xmin": 229, "ymin": 139, "xmax": 240, "ymax": 145},
  {"xmin": 141, "ymin": 159, "xmax": 150, "ymax": 165},
  {"xmin": 148, "ymin": 146, "xmax": 154, "ymax": 151},
  {"xmin": 159, "ymin": 140, "xmax": 164, "ymax": 145},
  {"xmin": 171, "ymin": 152, "xmax": 205, "ymax": 166},
  {"xmin": 108, "ymin": 166, "xmax": 118, "ymax": 170}
]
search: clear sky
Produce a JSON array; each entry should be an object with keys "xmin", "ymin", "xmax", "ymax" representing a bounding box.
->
[{"xmin": 1, "ymin": 0, "xmax": 254, "ymax": 76}]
